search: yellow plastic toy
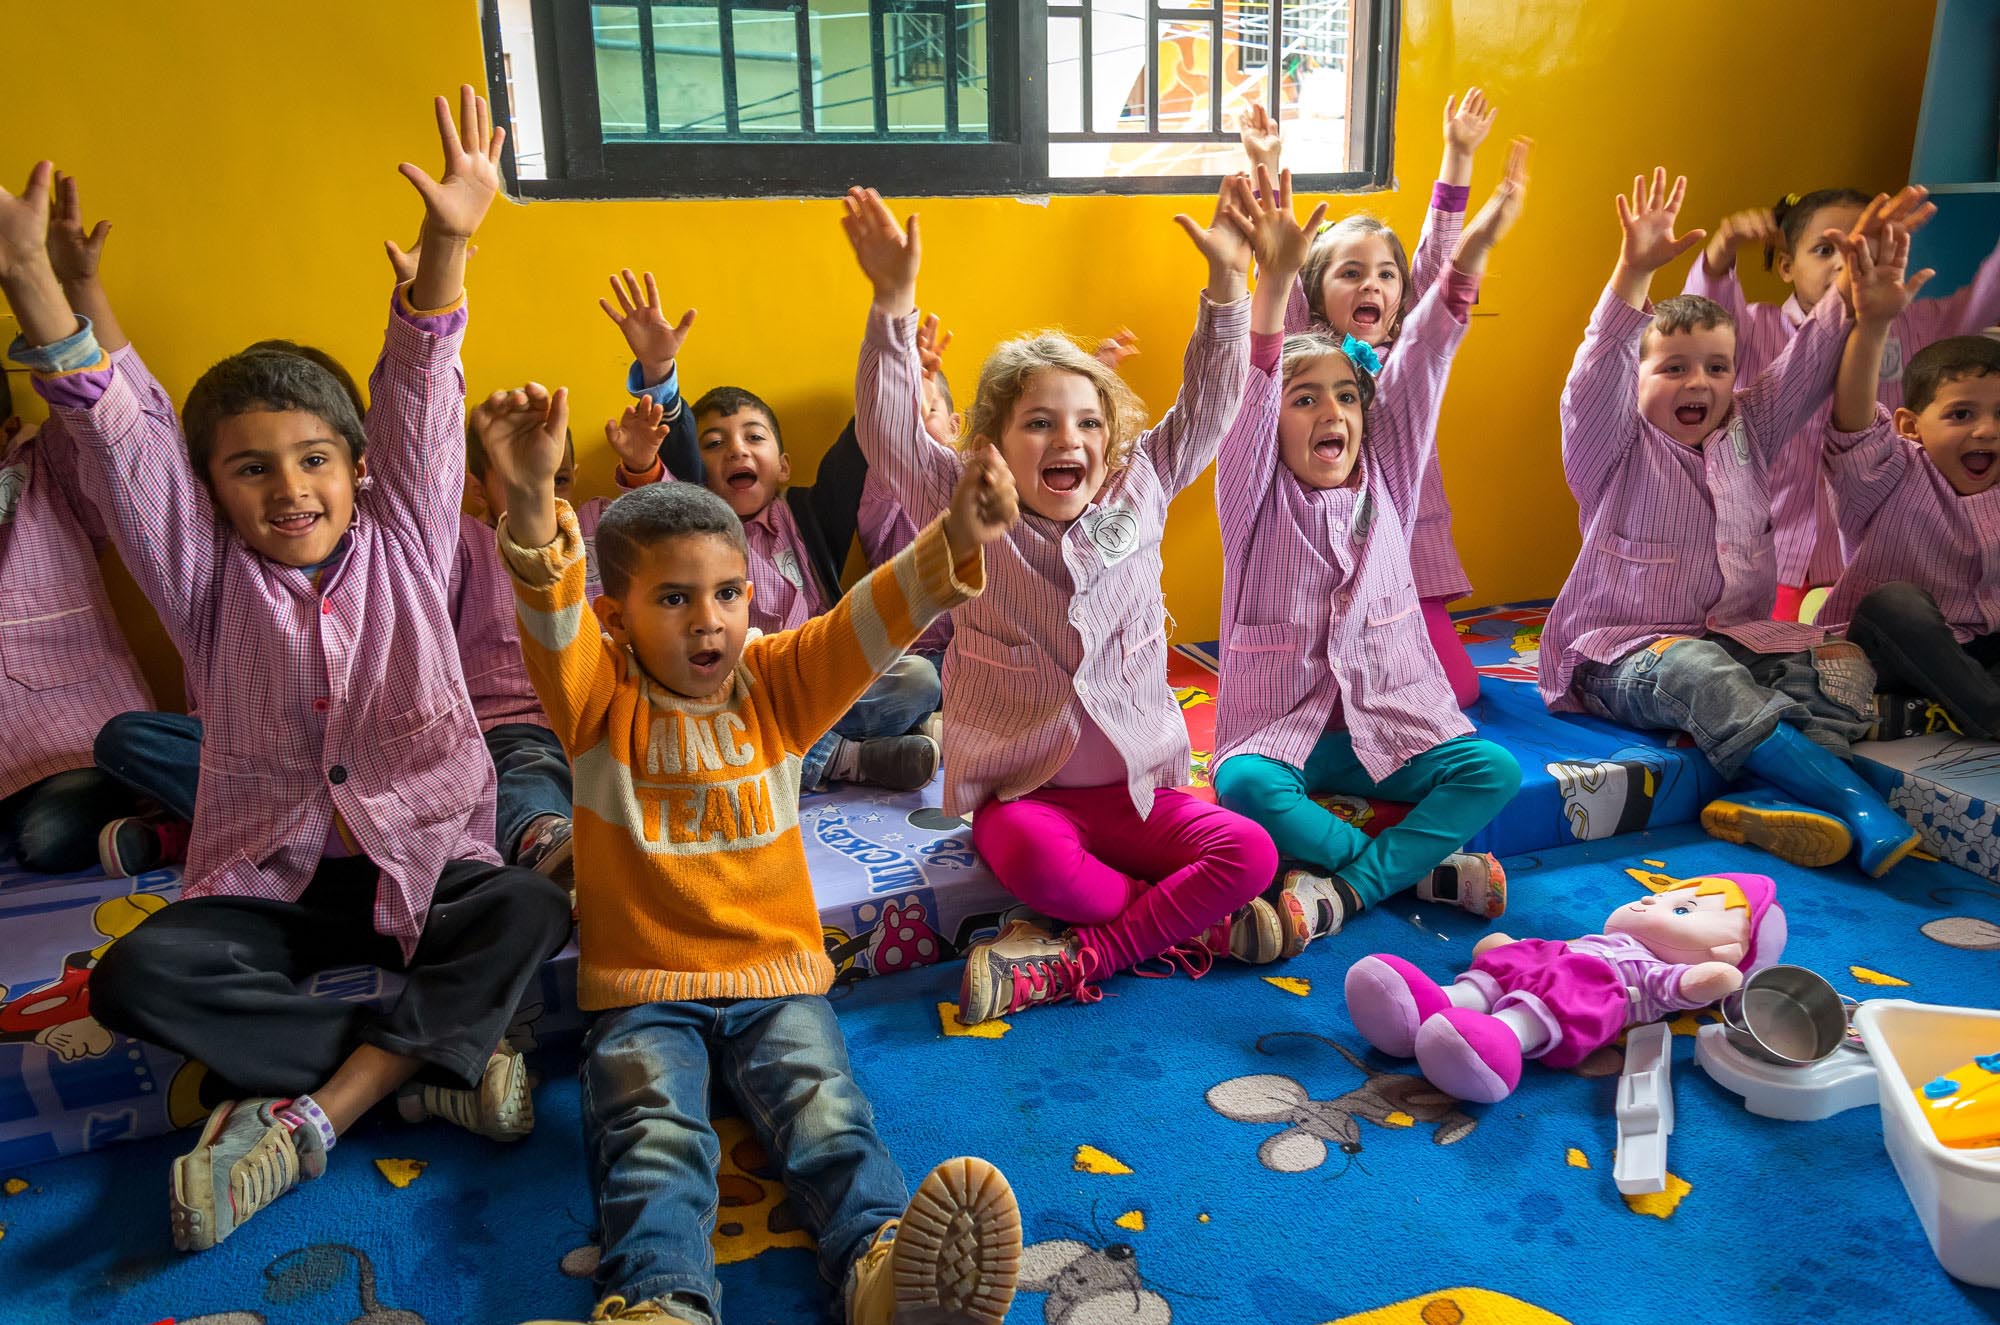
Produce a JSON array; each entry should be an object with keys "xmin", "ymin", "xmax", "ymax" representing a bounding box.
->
[{"xmin": 1914, "ymin": 1053, "xmax": 2000, "ymax": 1150}]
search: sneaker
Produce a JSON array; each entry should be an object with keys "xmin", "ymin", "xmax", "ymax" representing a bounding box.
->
[
  {"xmin": 958, "ymin": 919, "xmax": 1101, "ymax": 1025},
  {"xmin": 170, "ymin": 1097, "xmax": 327, "ymax": 1251},
  {"xmin": 1272, "ymin": 869, "xmax": 1350, "ymax": 959},
  {"xmin": 517, "ymin": 815, "xmax": 575, "ymax": 887},
  {"xmin": 1872, "ymin": 691, "xmax": 1960, "ymax": 741},
  {"xmin": 98, "ymin": 816, "xmax": 189, "ymax": 878},
  {"xmin": 857, "ymin": 734, "xmax": 941, "ymax": 792},
  {"xmin": 398, "ymin": 1046, "xmax": 534, "ymax": 1141},
  {"xmin": 519, "ymin": 1299, "xmax": 699, "ymax": 1325},
  {"xmin": 846, "ymin": 1157, "xmax": 1022, "ymax": 1325},
  {"xmin": 1418, "ymin": 852, "xmax": 1507, "ymax": 919},
  {"xmin": 1193, "ymin": 897, "xmax": 1285, "ymax": 965}
]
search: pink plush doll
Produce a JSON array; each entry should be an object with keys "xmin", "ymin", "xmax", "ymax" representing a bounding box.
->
[{"xmin": 1343, "ymin": 872, "xmax": 1786, "ymax": 1103}]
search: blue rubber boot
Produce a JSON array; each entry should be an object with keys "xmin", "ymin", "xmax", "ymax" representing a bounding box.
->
[
  {"xmin": 1700, "ymin": 788, "xmax": 1851, "ymax": 868},
  {"xmin": 1738, "ymin": 724, "xmax": 1920, "ymax": 878}
]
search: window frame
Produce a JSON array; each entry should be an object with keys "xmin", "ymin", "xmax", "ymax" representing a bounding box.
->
[{"xmin": 484, "ymin": 0, "xmax": 1398, "ymax": 199}]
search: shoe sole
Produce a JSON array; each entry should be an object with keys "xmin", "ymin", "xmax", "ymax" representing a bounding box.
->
[
  {"xmin": 528, "ymin": 835, "xmax": 575, "ymax": 887},
  {"xmin": 1446, "ymin": 853, "xmax": 1507, "ymax": 919},
  {"xmin": 1865, "ymin": 829, "xmax": 1924, "ymax": 879},
  {"xmin": 893, "ymin": 1156, "xmax": 1022, "ymax": 1325},
  {"xmin": 1272, "ymin": 888, "xmax": 1313, "ymax": 961},
  {"xmin": 1234, "ymin": 897, "xmax": 1285, "ymax": 965},
  {"xmin": 481, "ymin": 1049, "xmax": 536, "ymax": 1141},
  {"xmin": 1701, "ymin": 801, "xmax": 1852, "ymax": 869},
  {"xmin": 170, "ymin": 1101, "xmax": 238, "ymax": 1252},
  {"xmin": 97, "ymin": 820, "xmax": 144, "ymax": 878}
]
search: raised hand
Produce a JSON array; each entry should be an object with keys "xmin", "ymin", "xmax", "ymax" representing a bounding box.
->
[
  {"xmin": 384, "ymin": 229, "xmax": 479, "ymax": 286},
  {"xmin": 1451, "ymin": 136, "xmax": 1532, "ymax": 277},
  {"xmin": 917, "ymin": 313, "xmax": 953, "ymax": 381},
  {"xmin": 1095, "ymin": 327, "xmax": 1140, "ymax": 370},
  {"xmin": 1616, "ymin": 168, "xmax": 1706, "ymax": 274},
  {"xmin": 1442, "ymin": 87, "xmax": 1496, "ymax": 182},
  {"xmin": 1174, "ymin": 171, "xmax": 1256, "ymax": 301},
  {"xmin": 842, "ymin": 186, "xmax": 921, "ymax": 314},
  {"xmin": 1701, "ymin": 207, "xmax": 1781, "ymax": 275},
  {"xmin": 605, "ymin": 397, "xmax": 670, "ymax": 473},
  {"xmin": 47, "ymin": 172, "xmax": 111, "ymax": 286},
  {"xmin": 1835, "ymin": 223, "xmax": 1934, "ymax": 326},
  {"xmin": 600, "ymin": 268, "xmax": 697, "ymax": 384},
  {"xmin": 398, "ymin": 84, "xmax": 506, "ymax": 241},
  {"xmin": 943, "ymin": 441, "xmax": 1020, "ymax": 557},
  {"xmin": 1239, "ymin": 165, "xmax": 1329, "ymax": 282},
  {"xmin": 1238, "ymin": 103, "xmax": 1282, "ymax": 177},
  {"xmin": 0, "ymin": 161, "xmax": 53, "ymax": 282},
  {"xmin": 473, "ymin": 382, "xmax": 572, "ymax": 495}
]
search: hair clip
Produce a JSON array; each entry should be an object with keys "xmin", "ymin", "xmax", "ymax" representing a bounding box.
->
[
  {"xmin": 1316, "ymin": 217, "xmax": 1340, "ymax": 236},
  {"xmin": 1340, "ymin": 334, "xmax": 1383, "ymax": 376},
  {"xmin": 1783, "ymin": 192, "xmax": 1801, "ymax": 207}
]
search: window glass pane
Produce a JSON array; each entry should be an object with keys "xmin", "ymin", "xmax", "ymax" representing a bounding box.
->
[
  {"xmin": 592, "ymin": 5, "xmax": 649, "ymax": 135},
  {"xmin": 1092, "ymin": 0, "xmax": 1149, "ymax": 134},
  {"xmin": 495, "ymin": 0, "xmax": 549, "ymax": 178},
  {"xmin": 1155, "ymin": 19, "xmax": 1213, "ymax": 132},
  {"xmin": 1047, "ymin": 13, "xmax": 1084, "ymax": 134},
  {"xmin": 734, "ymin": 7, "xmax": 803, "ymax": 133},
  {"xmin": 1282, "ymin": 0, "xmax": 1358, "ymax": 175},
  {"xmin": 650, "ymin": 6, "xmax": 727, "ymax": 135}
]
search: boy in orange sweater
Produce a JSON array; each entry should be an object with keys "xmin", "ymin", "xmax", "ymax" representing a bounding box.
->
[{"xmin": 484, "ymin": 381, "xmax": 1024, "ymax": 1325}]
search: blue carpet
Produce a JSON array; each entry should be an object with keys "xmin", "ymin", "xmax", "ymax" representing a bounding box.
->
[{"xmin": 5, "ymin": 826, "xmax": 2000, "ymax": 1324}]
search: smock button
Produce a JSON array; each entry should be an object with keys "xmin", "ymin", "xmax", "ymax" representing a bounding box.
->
[
  {"xmin": 314, "ymin": 699, "xmax": 329, "ymax": 713},
  {"xmin": 321, "ymin": 600, "xmax": 333, "ymax": 615},
  {"xmin": 328, "ymin": 765, "xmax": 348, "ymax": 785}
]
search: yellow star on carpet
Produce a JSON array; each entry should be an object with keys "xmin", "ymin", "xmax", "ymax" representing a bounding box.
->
[
  {"xmin": 1264, "ymin": 976, "xmax": 1312, "ymax": 996},
  {"xmin": 1114, "ymin": 1210, "xmax": 1145, "ymax": 1232},
  {"xmin": 1381, "ymin": 1111, "xmax": 1415, "ymax": 1128},
  {"xmin": 1073, "ymin": 1145, "xmax": 1133, "ymax": 1175},
  {"xmin": 1623, "ymin": 1171, "xmax": 1691, "ymax": 1218},
  {"xmin": 937, "ymin": 1003, "xmax": 1010, "ymax": 1038},
  {"xmin": 1197, "ymin": 1213, "xmax": 1210, "ymax": 1223},
  {"xmin": 1565, "ymin": 1148, "xmax": 1591, "ymax": 1169},
  {"xmin": 1, "ymin": 1178, "xmax": 24, "ymax": 1197},
  {"xmin": 1849, "ymin": 966, "xmax": 1909, "ymax": 987},
  {"xmin": 374, "ymin": 1158, "xmax": 428, "ymax": 1189}
]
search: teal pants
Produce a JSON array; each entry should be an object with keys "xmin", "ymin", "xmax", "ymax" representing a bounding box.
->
[{"xmin": 1214, "ymin": 732, "xmax": 1521, "ymax": 909}]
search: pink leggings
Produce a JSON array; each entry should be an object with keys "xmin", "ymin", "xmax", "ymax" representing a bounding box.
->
[
  {"xmin": 970, "ymin": 784, "xmax": 1277, "ymax": 977},
  {"xmin": 1422, "ymin": 597, "xmax": 1481, "ymax": 709}
]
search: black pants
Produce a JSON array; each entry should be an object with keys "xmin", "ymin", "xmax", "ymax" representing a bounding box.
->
[
  {"xmin": 0, "ymin": 768, "xmax": 138, "ymax": 873},
  {"xmin": 1847, "ymin": 582, "xmax": 2000, "ymax": 740},
  {"xmin": 89, "ymin": 856, "xmax": 572, "ymax": 1097}
]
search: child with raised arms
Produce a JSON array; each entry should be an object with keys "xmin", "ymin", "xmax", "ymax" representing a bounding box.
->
[
  {"xmin": 484, "ymin": 370, "xmax": 1024, "ymax": 1325},
  {"xmin": 1212, "ymin": 146, "xmax": 1530, "ymax": 950},
  {"xmin": 0, "ymin": 88, "xmax": 573, "ymax": 1251},
  {"xmin": 845, "ymin": 178, "xmax": 1285, "ymax": 1028}
]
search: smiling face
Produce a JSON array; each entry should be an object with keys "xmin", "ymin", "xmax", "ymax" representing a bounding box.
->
[
  {"xmin": 1315, "ymin": 230, "xmax": 1407, "ymax": 347},
  {"xmin": 1777, "ymin": 201, "xmax": 1865, "ymax": 311},
  {"xmin": 1278, "ymin": 352, "xmax": 1368, "ymax": 490},
  {"xmin": 1604, "ymin": 882, "xmax": 1751, "ymax": 966},
  {"xmin": 1901, "ymin": 368, "xmax": 2000, "ymax": 496},
  {"xmin": 1639, "ymin": 324, "xmax": 1739, "ymax": 447},
  {"xmin": 593, "ymin": 532, "xmax": 753, "ymax": 701},
  {"xmin": 987, "ymin": 368, "xmax": 1109, "ymax": 522},
  {"xmin": 697, "ymin": 405, "xmax": 790, "ymax": 520},
  {"xmin": 206, "ymin": 409, "xmax": 363, "ymax": 567}
]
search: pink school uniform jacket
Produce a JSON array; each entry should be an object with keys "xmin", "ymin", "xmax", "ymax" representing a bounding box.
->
[
  {"xmin": 0, "ymin": 393, "xmax": 156, "ymax": 800},
  {"xmin": 1538, "ymin": 288, "xmax": 1853, "ymax": 713},
  {"xmin": 855, "ymin": 296, "xmax": 1250, "ymax": 820},
  {"xmin": 38, "ymin": 292, "xmax": 499, "ymax": 960},
  {"xmin": 1816, "ymin": 406, "xmax": 2000, "ymax": 638},
  {"xmin": 1214, "ymin": 280, "xmax": 1476, "ymax": 784},
  {"xmin": 1287, "ymin": 181, "xmax": 1473, "ymax": 603},
  {"xmin": 1684, "ymin": 244, "xmax": 2000, "ymax": 587},
  {"xmin": 858, "ymin": 469, "xmax": 953, "ymax": 655}
]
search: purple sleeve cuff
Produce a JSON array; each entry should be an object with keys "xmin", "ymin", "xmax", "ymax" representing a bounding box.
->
[
  {"xmin": 1431, "ymin": 182, "xmax": 1471, "ymax": 212},
  {"xmin": 392, "ymin": 288, "xmax": 469, "ymax": 338},
  {"xmin": 33, "ymin": 361, "xmax": 116, "ymax": 410},
  {"xmin": 1250, "ymin": 330, "xmax": 1284, "ymax": 373},
  {"xmin": 1439, "ymin": 266, "xmax": 1480, "ymax": 320}
]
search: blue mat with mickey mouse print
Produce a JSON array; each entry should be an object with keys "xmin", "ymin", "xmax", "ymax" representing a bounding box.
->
[{"xmin": 5, "ymin": 821, "xmax": 1999, "ymax": 1325}]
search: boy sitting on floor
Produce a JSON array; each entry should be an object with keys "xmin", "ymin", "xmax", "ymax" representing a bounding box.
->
[{"xmin": 483, "ymin": 375, "xmax": 1023, "ymax": 1325}]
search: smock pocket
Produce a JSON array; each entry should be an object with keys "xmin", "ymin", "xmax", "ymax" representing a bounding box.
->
[
  {"xmin": 0, "ymin": 603, "xmax": 117, "ymax": 691},
  {"xmin": 1364, "ymin": 594, "xmax": 1427, "ymax": 688}
]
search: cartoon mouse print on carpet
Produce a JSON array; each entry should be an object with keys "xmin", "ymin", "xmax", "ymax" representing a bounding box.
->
[
  {"xmin": 175, "ymin": 1243, "xmax": 422, "ymax": 1324},
  {"xmin": 1207, "ymin": 1033, "xmax": 1476, "ymax": 1174}
]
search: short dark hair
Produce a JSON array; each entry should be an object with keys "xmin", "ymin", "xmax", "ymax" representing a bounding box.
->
[
  {"xmin": 466, "ymin": 415, "xmax": 575, "ymax": 480},
  {"xmin": 1767, "ymin": 188, "xmax": 1871, "ymax": 270},
  {"xmin": 692, "ymin": 386, "xmax": 783, "ymax": 451},
  {"xmin": 182, "ymin": 350, "xmax": 369, "ymax": 477},
  {"xmin": 1905, "ymin": 335, "xmax": 2000, "ymax": 415},
  {"xmin": 595, "ymin": 481, "xmax": 747, "ymax": 598},
  {"xmin": 1643, "ymin": 295, "xmax": 1736, "ymax": 357},
  {"xmin": 243, "ymin": 339, "xmax": 365, "ymax": 416},
  {"xmin": 1280, "ymin": 331, "xmax": 1378, "ymax": 412},
  {"xmin": 929, "ymin": 367, "xmax": 955, "ymax": 415}
]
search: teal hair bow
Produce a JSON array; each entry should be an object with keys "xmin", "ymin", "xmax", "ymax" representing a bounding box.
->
[{"xmin": 1341, "ymin": 334, "xmax": 1383, "ymax": 376}]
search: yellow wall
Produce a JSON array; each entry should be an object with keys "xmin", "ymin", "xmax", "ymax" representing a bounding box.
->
[{"xmin": 6, "ymin": 1, "xmax": 1935, "ymax": 708}]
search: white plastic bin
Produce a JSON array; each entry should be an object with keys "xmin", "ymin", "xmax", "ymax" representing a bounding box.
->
[{"xmin": 1854, "ymin": 999, "xmax": 2000, "ymax": 1288}]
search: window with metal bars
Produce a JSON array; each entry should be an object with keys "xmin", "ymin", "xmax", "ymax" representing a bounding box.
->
[{"xmin": 482, "ymin": 0, "xmax": 1394, "ymax": 197}]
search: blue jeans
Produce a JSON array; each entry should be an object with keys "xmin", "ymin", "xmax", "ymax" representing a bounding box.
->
[
  {"xmin": 94, "ymin": 711, "xmax": 203, "ymax": 822},
  {"xmin": 1572, "ymin": 634, "xmax": 1874, "ymax": 777},
  {"xmin": 801, "ymin": 655, "xmax": 941, "ymax": 792},
  {"xmin": 0, "ymin": 768, "xmax": 137, "ymax": 873},
  {"xmin": 581, "ymin": 994, "xmax": 907, "ymax": 1316},
  {"xmin": 1216, "ymin": 732, "xmax": 1521, "ymax": 909},
  {"xmin": 485, "ymin": 723, "xmax": 574, "ymax": 858}
]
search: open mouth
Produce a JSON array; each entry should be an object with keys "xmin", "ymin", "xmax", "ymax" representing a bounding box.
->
[
  {"xmin": 1674, "ymin": 403, "xmax": 1710, "ymax": 427},
  {"xmin": 1313, "ymin": 435, "xmax": 1347, "ymax": 463},
  {"xmin": 726, "ymin": 466, "xmax": 759, "ymax": 492},
  {"xmin": 1964, "ymin": 451, "xmax": 1997, "ymax": 479},
  {"xmin": 1041, "ymin": 462, "xmax": 1086, "ymax": 493},
  {"xmin": 268, "ymin": 511, "xmax": 323, "ymax": 537},
  {"xmin": 689, "ymin": 648, "xmax": 724, "ymax": 672},
  {"xmin": 1351, "ymin": 302, "xmax": 1382, "ymax": 330}
]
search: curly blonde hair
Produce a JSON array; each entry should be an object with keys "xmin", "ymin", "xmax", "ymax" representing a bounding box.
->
[{"xmin": 964, "ymin": 333, "xmax": 1151, "ymax": 472}]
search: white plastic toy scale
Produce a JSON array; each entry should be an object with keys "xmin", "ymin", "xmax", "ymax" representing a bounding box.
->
[{"xmin": 1614, "ymin": 1022, "xmax": 1673, "ymax": 1195}]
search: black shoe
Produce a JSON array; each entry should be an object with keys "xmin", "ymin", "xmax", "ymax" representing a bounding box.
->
[{"xmin": 1872, "ymin": 692, "xmax": 1959, "ymax": 741}]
